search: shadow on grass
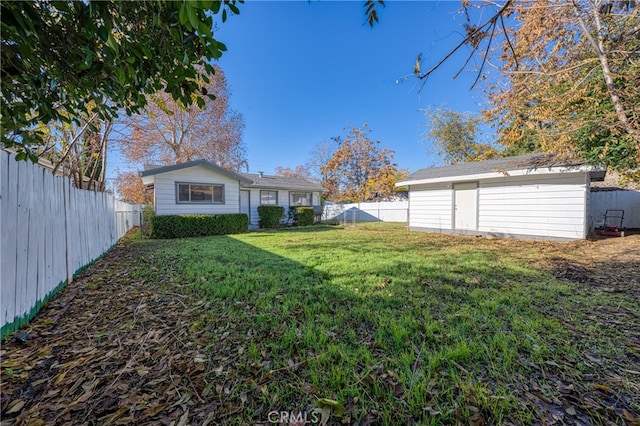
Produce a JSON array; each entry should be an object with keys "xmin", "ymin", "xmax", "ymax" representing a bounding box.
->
[
  {"xmin": 159, "ymin": 229, "xmax": 640, "ymax": 425},
  {"xmin": 4, "ymin": 230, "xmax": 637, "ymax": 426},
  {"xmin": 147, "ymin": 233, "xmax": 603, "ymax": 424}
]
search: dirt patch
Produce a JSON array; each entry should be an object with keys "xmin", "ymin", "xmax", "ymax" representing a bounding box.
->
[{"xmin": 539, "ymin": 234, "xmax": 640, "ymax": 293}]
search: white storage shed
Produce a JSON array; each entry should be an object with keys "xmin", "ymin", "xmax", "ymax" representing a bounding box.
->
[{"xmin": 396, "ymin": 154, "xmax": 606, "ymax": 240}]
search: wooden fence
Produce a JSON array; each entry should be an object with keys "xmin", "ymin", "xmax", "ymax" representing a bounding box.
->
[{"xmin": 1, "ymin": 150, "xmax": 140, "ymax": 337}]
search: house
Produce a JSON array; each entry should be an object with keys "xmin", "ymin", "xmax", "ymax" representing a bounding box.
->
[
  {"xmin": 396, "ymin": 153, "xmax": 606, "ymax": 240},
  {"xmin": 139, "ymin": 160, "xmax": 325, "ymax": 227}
]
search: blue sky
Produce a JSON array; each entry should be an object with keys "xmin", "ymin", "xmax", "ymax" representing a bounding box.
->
[{"xmin": 108, "ymin": 1, "xmax": 495, "ymax": 182}]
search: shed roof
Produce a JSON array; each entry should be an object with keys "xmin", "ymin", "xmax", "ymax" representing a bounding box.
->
[{"xmin": 398, "ymin": 153, "xmax": 604, "ymax": 186}]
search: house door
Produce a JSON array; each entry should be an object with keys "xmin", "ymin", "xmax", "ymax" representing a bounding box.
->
[
  {"xmin": 240, "ymin": 190, "xmax": 250, "ymax": 223},
  {"xmin": 454, "ymin": 182, "xmax": 478, "ymax": 230}
]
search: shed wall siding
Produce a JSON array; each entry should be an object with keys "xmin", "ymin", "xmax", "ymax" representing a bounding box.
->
[
  {"xmin": 153, "ymin": 166, "xmax": 240, "ymax": 216},
  {"xmin": 407, "ymin": 173, "xmax": 588, "ymax": 239},
  {"xmin": 477, "ymin": 174, "xmax": 587, "ymax": 239},
  {"xmin": 408, "ymin": 184, "xmax": 452, "ymax": 229}
]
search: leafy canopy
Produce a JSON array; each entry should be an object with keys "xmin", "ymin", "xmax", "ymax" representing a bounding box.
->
[
  {"xmin": 1, "ymin": 0, "xmax": 243, "ymax": 160},
  {"xmin": 424, "ymin": 108, "xmax": 498, "ymax": 164},
  {"xmin": 368, "ymin": 1, "xmax": 639, "ymax": 174},
  {"xmin": 323, "ymin": 124, "xmax": 400, "ymax": 202}
]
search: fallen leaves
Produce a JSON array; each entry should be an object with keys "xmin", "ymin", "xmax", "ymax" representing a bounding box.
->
[
  {"xmin": 0, "ymin": 242, "xmax": 237, "ymax": 425},
  {"xmin": 1, "ymin": 230, "xmax": 639, "ymax": 425}
]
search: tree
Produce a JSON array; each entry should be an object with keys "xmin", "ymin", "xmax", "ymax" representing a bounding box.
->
[
  {"xmin": 2, "ymin": 0, "xmax": 242, "ymax": 160},
  {"xmin": 275, "ymin": 165, "xmax": 311, "ymax": 179},
  {"xmin": 484, "ymin": 0, "xmax": 639, "ymax": 172},
  {"xmin": 364, "ymin": 167, "xmax": 409, "ymax": 201},
  {"xmin": 113, "ymin": 171, "xmax": 148, "ymax": 205},
  {"xmin": 323, "ymin": 124, "xmax": 400, "ymax": 202},
  {"xmin": 367, "ymin": 1, "xmax": 639, "ymax": 173},
  {"xmin": 117, "ymin": 65, "xmax": 247, "ymax": 172},
  {"xmin": 306, "ymin": 139, "xmax": 339, "ymax": 200},
  {"xmin": 34, "ymin": 110, "xmax": 113, "ymax": 191},
  {"xmin": 424, "ymin": 108, "xmax": 498, "ymax": 164}
]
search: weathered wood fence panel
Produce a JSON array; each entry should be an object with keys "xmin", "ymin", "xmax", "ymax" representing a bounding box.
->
[{"xmin": 0, "ymin": 150, "xmax": 140, "ymax": 337}]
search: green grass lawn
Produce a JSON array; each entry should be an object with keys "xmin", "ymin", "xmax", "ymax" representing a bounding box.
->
[{"xmin": 123, "ymin": 223, "xmax": 638, "ymax": 424}]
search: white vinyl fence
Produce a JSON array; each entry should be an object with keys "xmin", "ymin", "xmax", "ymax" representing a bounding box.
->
[
  {"xmin": 319, "ymin": 192, "xmax": 640, "ymax": 229},
  {"xmin": 0, "ymin": 150, "xmax": 140, "ymax": 337},
  {"xmin": 322, "ymin": 201, "xmax": 409, "ymax": 223},
  {"xmin": 590, "ymin": 190, "xmax": 640, "ymax": 229}
]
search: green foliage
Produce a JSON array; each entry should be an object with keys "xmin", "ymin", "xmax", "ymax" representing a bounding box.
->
[
  {"xmin": 1, "ymin": 0, "xmax": 243, "ymax": 158},
  {"xmin": 151, "ymin": 214, "xmax": 248, "ymax": 239},
  {"xmin": 257, "ymin": 205, "xmax": 285, "ymax": 229},
  {"xmin": 141, "ymin": 205, "xmax": 155, "ymax": 238},
  {"xmin": 575, "ymin": 125, "xmax": 638, "ymax": 173},
  {"xmin": 290, "ymin": 206, "xmax": 315, "ymax": 226},
  {"xmin": 364, "ymin": 0, "xmax": 385, "ymax": 27},
  {"xmin": 424, "ymin": 108, "xmax": 497, "ymax": 164}
]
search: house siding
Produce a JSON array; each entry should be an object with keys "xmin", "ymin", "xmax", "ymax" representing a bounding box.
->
[
  {"xmin": 248, "ymin": 189, "xmax": 321, "ymax": 226},
  {"xmin": 153, "ymin": 166, "xmax": 241, "ymax": 216},
  {"xmin": 408, "ymin": 183, "xmax": 453, "ymax": 230},
  {"xmin": 477, "ymin": 174, "xmax": 587, "ymax": 239}
]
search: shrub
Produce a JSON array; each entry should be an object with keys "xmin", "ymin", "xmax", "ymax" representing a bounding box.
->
[
  {"xmin": 291, "ymin": 206, "xmax": 315, "ymax": 226},
  {"xmin": 141, "ymin": 204, "xmax": 155, "ymax": 238},
  {"xmin": 257, "ymin": 205, "xmax": 285, "ymax": 228},
  {"xmin": 151, "ymin": 214, "xmax": 248, "ymax": 239}
]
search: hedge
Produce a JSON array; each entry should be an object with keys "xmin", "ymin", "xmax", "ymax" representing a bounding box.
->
[
  {"xmin": 151, "ymin": 214, "xmax": 248, "ymax": 239},
  {"xmin": 290, "ymin": 206, "xmax": 315, "ymax": 226},
  {"xmin": 257, "ymin": 205, "xmax": 285, "ymax": 228},
  {"xmin": 141, "ymin": 205, "xmax": 155, "ymax": 237}
]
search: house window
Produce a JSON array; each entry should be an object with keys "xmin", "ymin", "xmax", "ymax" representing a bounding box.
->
[
  {"xmin": 290, "ymin": 192, "xmax": 312, "ymax": 206},
  {"xmin": 176, "ymin": 183, "xmax": 224, "ymax": 204},
  {"xmin": 261, "ymin": 190, "xmax": 278, "ymax": 205}
]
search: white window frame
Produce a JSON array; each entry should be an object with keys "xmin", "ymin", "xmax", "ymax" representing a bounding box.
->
[
  {"xmin": 260, "ymin": 190, "xmax": 279, "ymax": 205},
  {"xmin": 176, "ymin": 182, "xmax": 225, "ymax": 204},
  {"xmin": 290, "ymin": 191, "xmax": 312, "ymax": 206}
]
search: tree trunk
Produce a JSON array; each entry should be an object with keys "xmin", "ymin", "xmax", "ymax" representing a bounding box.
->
[{"xmin": 573, "ymin": 1, "xmax": 638, "ymax": 141}]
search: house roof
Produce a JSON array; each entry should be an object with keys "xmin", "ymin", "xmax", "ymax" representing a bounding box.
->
[
  {"xmin": 139, "ymin": 159, "xmax": 253, "ymax": 183},
  {"xmin": 139, "ymin": 159, "xmax": 325, "ymax": 192},
  {"xmin": 241, "ymin": 173, "xmax": 326, "ymax": 192},
  {"xmin": 397, "ymin": 153, "xmax": 605, "ymax": 186}
]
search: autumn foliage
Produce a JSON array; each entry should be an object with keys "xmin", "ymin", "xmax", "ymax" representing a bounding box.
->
[
  {"xmin": 323, "ymin": 124, "xmax": 402, "ymax": 202},
  {"xmin": 117, "ymin": 66, "xmax": 246, "ymax": 171},
  {"xmin": 114, "ymin": 65, "xmax": 247, "ymax": 202},
  {"xmin": 274, "ymin": 165, "xmax": 311, "ymax": 180},
  {"xmin": 113, "ymin": 171, "xmax": 148, "ymax": 205}
]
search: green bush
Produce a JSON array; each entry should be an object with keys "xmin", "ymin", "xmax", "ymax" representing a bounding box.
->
[
  {"xmin": 151, "ymin": 214, "xmax": 248, "ymax": 239},
  {"xmin": 291, "ymin": 206, "xmax": 315, "ymax": 226},
  {"xmin": 257, "ymin": 205, "xmax": 285, "ymax": 228},
  {"xmin": 141, "ymin": 204, "xmax": 155, "ymax": 238}
]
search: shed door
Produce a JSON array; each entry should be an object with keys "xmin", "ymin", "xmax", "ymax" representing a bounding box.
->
[
  {"xmin": 454, "ymin": 182, "xmax": 478, "ymax": 230},
  {"xmin": 240, "ymin": 190, "xmax": 250, "ymax": 222}
]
